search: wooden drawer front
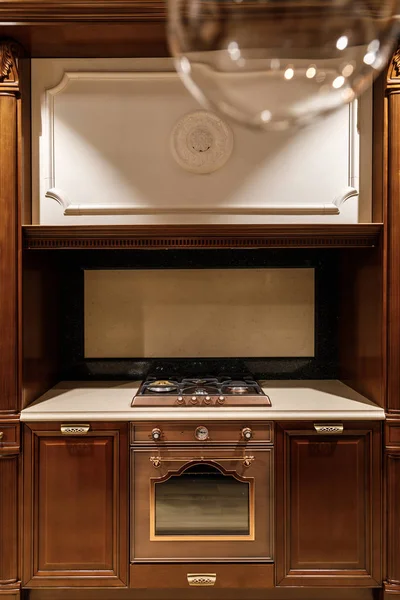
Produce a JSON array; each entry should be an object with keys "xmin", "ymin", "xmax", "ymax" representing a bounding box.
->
[
  {"xmin": 131, "ymin": 421, "xmax": 273, "ymax": 445},
  {"xmin": 0, "ymin": 422, "xmax": 20, "ymax": 452},
  {"xmin": 130, "ymin": 563, "xmax": 274, "ymax": 589}
]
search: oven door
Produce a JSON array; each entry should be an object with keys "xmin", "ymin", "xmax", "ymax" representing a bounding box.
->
[{"xmin": 131, "ymin": 446, "xmax": 273, "ymax": 562}]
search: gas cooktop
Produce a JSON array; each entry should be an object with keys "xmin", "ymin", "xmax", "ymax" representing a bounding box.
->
[{"xmin": 131, "ymin": 375, "xmax": 271, "ymax": 407}]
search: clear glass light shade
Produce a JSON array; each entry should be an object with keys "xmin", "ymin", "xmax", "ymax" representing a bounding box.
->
[{"xmin": 167, "ymin": 0, "xmax": 399, "ymax": 130}]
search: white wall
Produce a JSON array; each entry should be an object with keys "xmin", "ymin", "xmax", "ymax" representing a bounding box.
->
[{"xmin": 31, "ymin": 58, "xmax": 372, "ymax": 225}]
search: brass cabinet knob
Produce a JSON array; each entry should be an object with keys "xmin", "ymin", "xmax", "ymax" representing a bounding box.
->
[
  {"xmin": 151, "ymin": 428, "xmax": 162, "ymax": 441},
  {"xmin": 242, "ymin": 427, "xmax": 253, "ymax": 441}
]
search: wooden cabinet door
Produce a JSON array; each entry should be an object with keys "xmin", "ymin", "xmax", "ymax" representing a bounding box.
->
[
  {"xmin": 275, "ymin": 422, "xmax": 381, "ymax": 587},
  {"xmin": 23, "ymin": 422, "xmax": 128, "ymax": 588}
]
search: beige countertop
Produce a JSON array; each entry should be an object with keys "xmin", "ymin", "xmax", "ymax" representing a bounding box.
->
[{"xmin": 20, "ymin": 380, "xmax": 385, "ymax": 421}]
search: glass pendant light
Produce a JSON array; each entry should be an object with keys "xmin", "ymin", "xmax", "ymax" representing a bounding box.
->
[{"xmin": 167, "ymin": 0, "xmax": 399, "ymax": 130}]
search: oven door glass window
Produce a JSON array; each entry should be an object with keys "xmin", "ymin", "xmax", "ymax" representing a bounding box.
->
[{"xmin": 152, "ymin": 463, "xmax": 253, "ymax": 539}]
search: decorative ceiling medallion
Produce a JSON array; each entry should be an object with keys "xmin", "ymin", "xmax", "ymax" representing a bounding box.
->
[{"xmin": 170, "ymin": 110, "xmax": 234, "ymax": 174}]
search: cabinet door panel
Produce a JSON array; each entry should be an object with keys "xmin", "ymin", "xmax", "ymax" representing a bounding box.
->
[
  {"xmin": 276, "ymin": 422, "xmax": 381, "ymax": 587},
  {"xmin": 23, "ymin": 422, "xmax": 128, "ymax": 588}
]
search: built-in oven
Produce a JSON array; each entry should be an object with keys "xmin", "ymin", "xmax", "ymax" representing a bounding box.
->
[{"xmin": 130, "ymin": 421, "xmax": 274, "ymax": 563}]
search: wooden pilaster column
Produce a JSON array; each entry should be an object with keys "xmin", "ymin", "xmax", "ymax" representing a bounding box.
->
[
  {"xmin": 384, "ymin": 48, "xmax": 400, "ymax": 598},
  {"xmin": 0, "ymin": 40, "xmax": 21, "ymax": 599}
]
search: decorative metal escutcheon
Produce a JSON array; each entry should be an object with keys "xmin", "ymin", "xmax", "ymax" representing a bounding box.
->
[
  {"xmin": 314, "ymin": 423, "xmax": 344, "ymax": 434},
  {"xmin": 187, "ymin": 573, "xmax": 216, "ymax": 587},
  {"xmin": 150, "ymin": 455, "xmax": 254, "ymax": 468},
  {"xmin": 60, "ymin": 424, "xmax": 90, "ymax": 435}
]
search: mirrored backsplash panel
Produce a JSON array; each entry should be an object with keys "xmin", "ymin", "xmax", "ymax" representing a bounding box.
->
[{"xmin": 84, "ymin": 268, "xmax": 315, "ymax": 359}]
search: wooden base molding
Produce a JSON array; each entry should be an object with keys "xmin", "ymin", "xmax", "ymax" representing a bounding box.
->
[
  {"xmin": 24, "ymin": 589, "xmax": 377, "ymax": 600},
  {"xmin": 384, "ymin": 582, "xmax": 400, "ymax": 596},
  {"xmin": 0, "ymin": 583, "xmax": 20, "ymax": 598}
]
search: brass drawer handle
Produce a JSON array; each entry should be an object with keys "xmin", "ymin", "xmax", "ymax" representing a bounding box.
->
[
  {"xmin": 60, "ymin": 424, "xmax": 90, "ymax": 435},
  {"xmin": 187, "ymin": 573, "xmax": 216, "ymax": 587},
  {"xmin": 314, "ymin": 423, "xmax": 344, "ymax": 434},
  {"xmin": 150, "ymin": 455, "xmax": 255, "ymax": 468},
  {"xmin": 0, "ymin": 432, "xmax": 3, "ymax": 441}
]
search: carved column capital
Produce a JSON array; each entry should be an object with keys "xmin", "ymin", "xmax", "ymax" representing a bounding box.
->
[
  {"xmin": 392, "ymin": 47, "xmax": 400, "ymax": 77},
  {"xmin": 0, "ymin": 40, "xmax": 21, "ymax": 95},
  {"xmin": 386, "ymin": 46, "xmax": 400, "ymax": 87}
]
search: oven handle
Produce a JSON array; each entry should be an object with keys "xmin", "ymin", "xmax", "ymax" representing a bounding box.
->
[{"xmin": 149, "ymin": 455, "xmax": 255, "ymax": 468}]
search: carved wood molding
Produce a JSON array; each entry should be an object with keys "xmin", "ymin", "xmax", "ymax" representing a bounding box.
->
[
  {"xmin": 391, "ymin": 47, "xmax": 400, "ymax": 77},
  {"xmin": 386, "ymin": 46, "xmax": 400, "ymax": 87},
  {"xmin": 23, "ymin": 224, "xmax": 382, "ymax": 250},
  {"xmin": 0, "ymin": 41, "xmax": 20, "ymax": 95},
  {"xmin": 0, "ymin": 1, "xmax": 166, "ymax": 22}
]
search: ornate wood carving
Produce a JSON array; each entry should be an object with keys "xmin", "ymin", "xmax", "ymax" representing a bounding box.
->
[
  {"xmin": 22, "ymin": 224, "xmax": 382, "ymax": 250},
  {"xmin": 391, "ymin": 48, "xmax": 400, "ymax": 78},
  {"xmin": 0, "ymin": 41, "xmax": 19, "ymax": 94}
]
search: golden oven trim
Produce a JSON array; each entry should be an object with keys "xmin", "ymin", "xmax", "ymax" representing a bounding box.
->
[{"xmin": 149, "ymin": 460, "xmax": 255, "ymax": 542}]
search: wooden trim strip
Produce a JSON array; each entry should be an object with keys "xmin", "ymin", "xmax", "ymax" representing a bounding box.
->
[
  {"xmin": 0, "ymin": 1, "xmax": 166, "ymax": 22},
  {"xmin": 23, "ymin": 224, "xmax": 382, "ymax": 250}
]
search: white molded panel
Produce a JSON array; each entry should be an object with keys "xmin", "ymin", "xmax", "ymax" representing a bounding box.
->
[
  {"xmin": 32, "ymin": 58, "xmax": 372, "ymax": 225},
  {"xmin": 84, "ymin": 268, "xmax": 315, "ymax": 358}
]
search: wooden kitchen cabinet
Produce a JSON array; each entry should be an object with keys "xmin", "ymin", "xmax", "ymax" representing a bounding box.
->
[
  {"xmin": 22, "ymin": 422, "xmax": 128, "ymax": 588},
  {"xmin": 275, "ymin": 421, "xmax": 381, "ymax": 587}
]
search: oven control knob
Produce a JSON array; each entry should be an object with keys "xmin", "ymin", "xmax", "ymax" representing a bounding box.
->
[
  {"xmin": 195, "ymin": 426, "xmax": 209, "ymax": 441},
  {"xmin": 203, "ymin": 396, "xmax": 212, "ymax": 405},
  {"xmin": 190, "ymin": 396, "xmax": 199, "ymax": 405},
  {"xmin": 151, "ymin": 428, "xmax": 162, "ymax": 441},
  {"xmin": 176, "ymin": 396, "xmax": 185, "ymax": 405},
  {"xmin": 217, "ymin": 395, "xmax": 226, "ymax": 405},
  {"xmin": 242, "ymin": 427, "xmax": 253, "ymax": 441}
]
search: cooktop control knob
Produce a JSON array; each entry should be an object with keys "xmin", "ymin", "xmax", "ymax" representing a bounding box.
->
[
  {"xmin": 151, "ymin": 428, "xmax": 162, "ymax": 441},
  {"xmin": 195, "ymin": 426, "xmax": 209, "ymax": 441},
  {"xmin": 217, "ymin": 395, "xmax": 226, "ymax": 405},
  {"xmin": 176, "ymin": 396, "xmax": 185, "ymax": 405},
  {"xmin": 190, "ymin": 396, "xmax": 199, "ymax": 405},
  {"xmin": 203, "ymin": 396, "xmax": 212, "ymax": 405},
  {"xmin": 242, "ymin": 427, "xmax": 253, "ymax": 441}
]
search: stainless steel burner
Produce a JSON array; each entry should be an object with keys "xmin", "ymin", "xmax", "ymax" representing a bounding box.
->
[
  {"xmin": 131, "ymin": 375, "xmax": 271, "ymax": 407},
  {"xmin": 225, "ymin": 386, "xmax": 251, "ymax": 394},
  {"xmin": 147, "ymin": 380, "xmax": 179, "ymax": 393}
]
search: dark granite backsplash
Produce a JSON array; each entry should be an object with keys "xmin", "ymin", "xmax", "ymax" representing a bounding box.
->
[{"xmin": 59, "ymin": 248, "xmax": 338, "ymax": 380}]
